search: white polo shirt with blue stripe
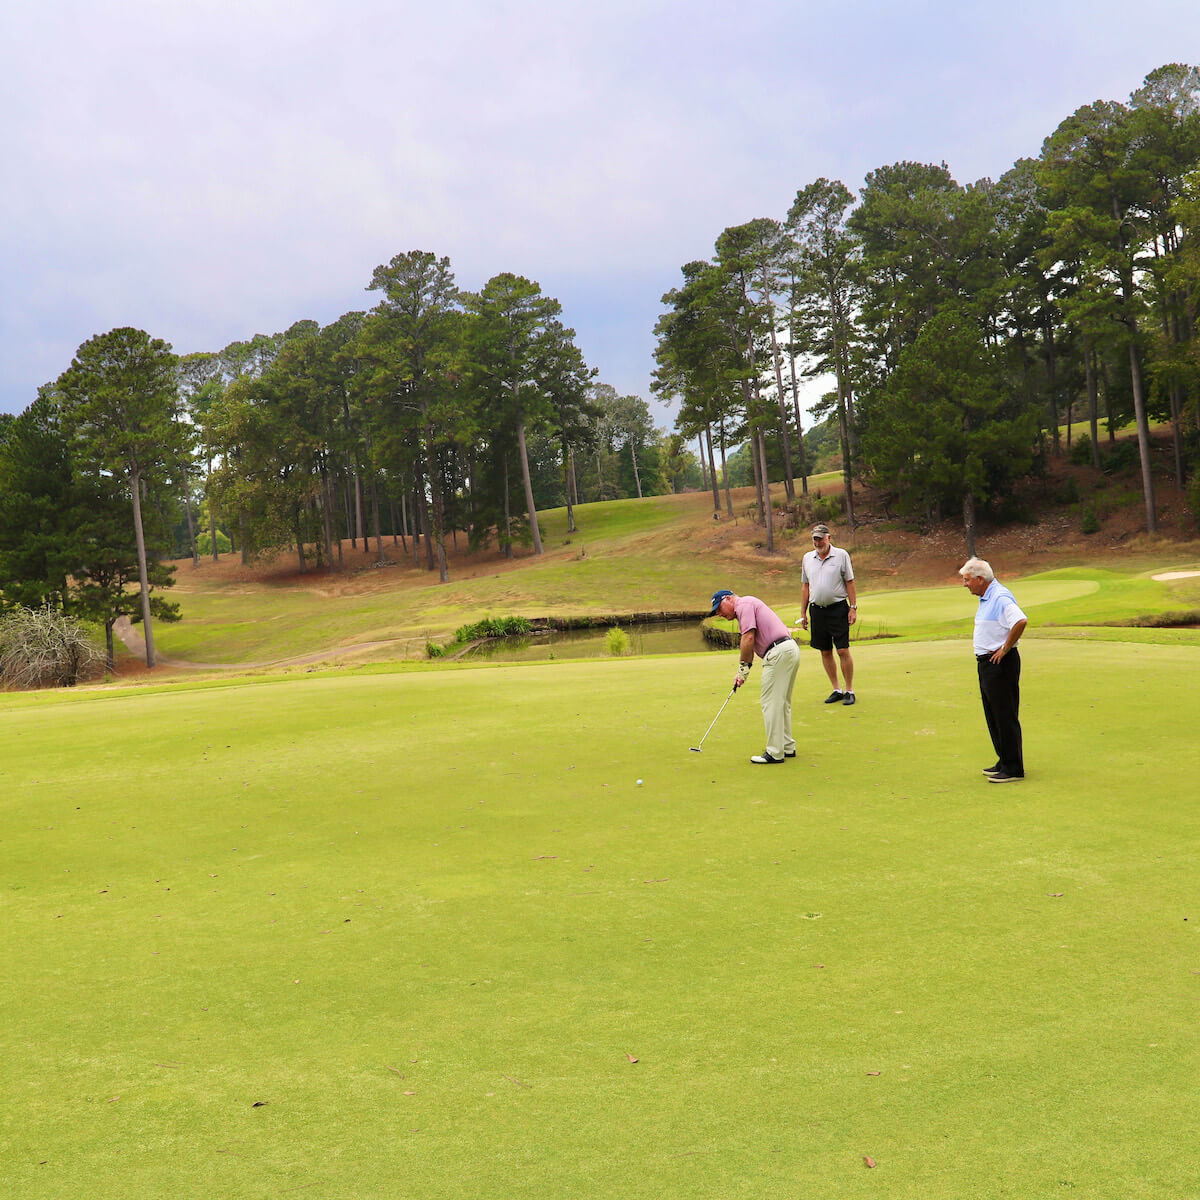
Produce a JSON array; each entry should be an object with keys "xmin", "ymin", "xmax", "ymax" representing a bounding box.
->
[{"xmin": 973, "ymin": 580, "xmax": 1027, "ymax": 656}]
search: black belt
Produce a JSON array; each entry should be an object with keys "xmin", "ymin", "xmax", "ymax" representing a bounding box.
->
[
  {"xmin": 765, "ymin": 636, "xmax": 792, "ymax": 652},
  {"xmin": 810, "ymin": 600, "xmax": 847, "ymax": 609}
]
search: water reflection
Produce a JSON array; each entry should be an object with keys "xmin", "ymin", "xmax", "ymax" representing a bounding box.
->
[{"xmin": 463, "ymin": 619, "xmax": 724, "ymax": 662}]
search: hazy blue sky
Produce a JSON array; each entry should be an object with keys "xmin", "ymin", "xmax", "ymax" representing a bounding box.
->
[{"xmin": 2, "ymin": 0, "xmax": 1198, "ymax": 426}]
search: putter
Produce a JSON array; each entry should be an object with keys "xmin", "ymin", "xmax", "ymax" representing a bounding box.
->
[{"xmin": 690, "ymin": 686, "xmax": 737, "ymax": 752}]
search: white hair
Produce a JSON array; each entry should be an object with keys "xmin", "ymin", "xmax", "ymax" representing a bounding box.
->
[{"xmin": 958, "ymin": 557, "xmax": 994, "ymax": 582}]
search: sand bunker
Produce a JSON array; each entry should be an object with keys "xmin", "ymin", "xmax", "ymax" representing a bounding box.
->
[{"xmin": 1152, "ymin": 570, "xmax": 1200, "ymax": 581}]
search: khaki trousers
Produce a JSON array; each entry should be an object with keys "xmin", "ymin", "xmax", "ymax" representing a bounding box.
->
[{"xmin": 760, "ymin": 637, "xmax": 801, "ymax": 759}]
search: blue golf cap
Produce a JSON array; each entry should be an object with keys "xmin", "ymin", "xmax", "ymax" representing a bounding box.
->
[{"xmin": 709, "ymin": 588, "xmax": 733, "ymax": 616}]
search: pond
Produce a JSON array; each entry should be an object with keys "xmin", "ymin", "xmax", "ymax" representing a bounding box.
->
[{"xmin": 461, "ymin": 619, "xmax": 725, "ymax": 662}]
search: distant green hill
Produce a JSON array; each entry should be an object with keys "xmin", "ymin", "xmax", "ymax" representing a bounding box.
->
[{"xmin": 118, "ymin": 463, "xmax": 1198, "ymax": 675}]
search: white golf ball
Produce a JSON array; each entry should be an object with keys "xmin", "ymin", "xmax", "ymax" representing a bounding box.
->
[{"xmin": 636, "ymin": 779, "xmax": 643, "ymax": 786}]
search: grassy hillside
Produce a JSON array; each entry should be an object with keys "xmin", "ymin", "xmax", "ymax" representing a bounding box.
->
[{"xmin": 113, "ymin": 462, "xmax": 1200, "ymax": 675}]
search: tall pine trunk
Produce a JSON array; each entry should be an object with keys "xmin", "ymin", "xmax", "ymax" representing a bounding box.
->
[
  {"xmin": 563, "ymin": 438, "xmax": 576, "ymax": 534},
  {"xmin": 705, "ymin": 426, "xmax": 720, "ymax": 514},
  {"xmin": 749, "ymin": 424, "xmax": 763, "ymax": 520},
  {"xmin": 410, "ymin": 486, "xmax": 421, "ymax": 566},
  {"xmin": 515, "ymin": 415, "xmax": 543, "ymax": 556},
  {"xmin": 320, "ymin": 466, "xmax": 335, "ymax": 571},
  {"xmin": 207, "ymin": 458, "xmax": 220, "ymax": 561},
  {"xmin": 129, "ymin": 469, "xmax": 156, "ymax": 668},
  {"xmin": 181, "ymin": 483, "xmax": 198, "ymax": 566},
  {"xmin": 787, "ymin": 341, "xmax": 810, "ymax": 498},
  {"xmin": 765, "ymin": 314, "xmax": 796, "ymax": 502},
  {"xmin": 719, "ymin": 424, "xmax": 733, "ymax": 517},
  {"xmin": 757, "ymin": 433, "xmax": 774, "ymax": 553},
  {"xmin": 830, "ymin": 293, "xmax": 856, "ymax": 527},
  {"xmin": 502, "ymin": 456, "xmax": 513, "ymax": 559},
  {"xmin": 369, "ymin": 473, "xmax": 384, "ymax": 563},
  {"xmin": 423, "ymin": 440, "xmax": 448, "ymax": 583},
  {"xmin": 1041, "ymin": 308, "xmax": 1061, "ymax": 455},
  {"xmin": 1128, "ymin": 341, "xmax": 1157, "ymax": 533},
  {"xmin": 1084, "ymin": 340, "xmax": 1101, "ymax": 469},
  {"xmin": 354, "ymin": 465, "xmax": 364, "ymax": 547}
]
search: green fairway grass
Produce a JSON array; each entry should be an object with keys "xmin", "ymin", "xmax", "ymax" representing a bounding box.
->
[{"xmin": 4, "ymin": 639, "xmax": 1199, "ymax": 1198}]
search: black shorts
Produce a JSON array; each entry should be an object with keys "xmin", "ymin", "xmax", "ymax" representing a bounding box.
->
[{"xmin": 809, "ymin": 601, "xmax": 850, "ymax": 651}]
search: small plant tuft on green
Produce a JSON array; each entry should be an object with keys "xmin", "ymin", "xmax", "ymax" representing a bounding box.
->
[{"xmin": 605, "ymin": 625, "xmax": 630, "ymax": 655}]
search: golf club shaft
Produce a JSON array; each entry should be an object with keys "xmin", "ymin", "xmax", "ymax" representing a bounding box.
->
[{"xmin": 692, "ymin": 686, "xmax": 737, "ymax": 751}]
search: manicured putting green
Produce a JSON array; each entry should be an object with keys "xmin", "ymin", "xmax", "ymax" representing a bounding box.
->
[
  {"xmin": 3, "ymin": 640, "xmax": 1198, "ymax": 1198},
  {"xmin": 858, "ymin": 577, "xmax": 1098, "ymax": 631}
]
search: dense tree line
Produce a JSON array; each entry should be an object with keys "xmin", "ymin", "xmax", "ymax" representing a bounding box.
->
[
  {"xmin": 654, "ymin": 64, "xmax": 1200, "ymax": 551},
  {"xmin": 0, "ymin": 254, "xmax": 688, "ymax": 668}
]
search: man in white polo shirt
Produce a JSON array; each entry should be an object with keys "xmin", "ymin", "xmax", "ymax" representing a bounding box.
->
[
  {"xmin": 959, "ymin": 557, "xmax": 1028, "ymax": 783},
  {"xmin": 798, "ymin": 523, "xmax": 858, "ymax": 705},
  {"xmin": 709, "ymin": 589, "xmax": 801, "ymax": 765}
]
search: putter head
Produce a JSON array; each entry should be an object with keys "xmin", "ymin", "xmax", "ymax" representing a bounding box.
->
[{"xmin": 689, "ymin": 746, "xmax": 701, "ymax": 752}]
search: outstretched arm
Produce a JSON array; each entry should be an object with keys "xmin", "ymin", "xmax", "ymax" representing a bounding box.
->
[{"xmin": 734, "ymin": 629, "xmax": 756, "ymax": 689}]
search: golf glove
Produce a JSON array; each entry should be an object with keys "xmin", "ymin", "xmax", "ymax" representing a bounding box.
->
[{"xmin": 734, "ymin": 661, "xmax": 751, "ymax": 689}]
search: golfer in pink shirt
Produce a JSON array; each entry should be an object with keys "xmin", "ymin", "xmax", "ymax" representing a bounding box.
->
[{"xmin": 708, "ymin": 589, "xmax": 801, "ymax": 764}]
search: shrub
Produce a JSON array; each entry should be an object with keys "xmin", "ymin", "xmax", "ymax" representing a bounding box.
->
[
  {"xmin": 1068, "ymin": 433, "xmax": 1092, "ymax": 466},
  {"xmin": 1102, "ymin": 439, "xmax": 1139, "ymax": 476},
  {"xmin": 454, "ymin": 616, "xmax": 533, "ymax": 641},
  {"xmin": 1080, "ymin": 504, "xmax": 1101, "ymax": 535},
  {"xmin": 425, "ymin": 641, "xmax": 446, "ymax": 659},
  {"xmin": 605, "ymin": 626, "xmax": 630, "ymax": 656},
  {"xmin": 1187, "ymin": 473, "xmax": 1200, "ymax": 531},
  {"xmin": 990, "ymin": 494, "xmax": 1038, "ymax": 525},
  {"xmin": 0, "ymin": 606, "xmax": 103, "ymax": 688},
  {"xmin": 811, "ymin": 492, "xmax": 845, "ymax": 525},
  {"xmin": 196, "ymin": 529, "xmax": 233, "ymax": 556}
]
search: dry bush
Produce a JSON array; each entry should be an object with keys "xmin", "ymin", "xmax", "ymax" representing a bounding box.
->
[{"xmin": 0, "ymin": 606, "xmax": 103, "ymax": 689}]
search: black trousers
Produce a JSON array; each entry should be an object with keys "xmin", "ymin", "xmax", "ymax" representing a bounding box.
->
[{"xmin": 977, "ymin": 649, "xmax": 1023, "ymax": 776}]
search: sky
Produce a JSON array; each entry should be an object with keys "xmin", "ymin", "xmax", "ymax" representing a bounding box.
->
[{"xmin": 3, "ymin": 0, "xmax": 1199, "ymax": 430}]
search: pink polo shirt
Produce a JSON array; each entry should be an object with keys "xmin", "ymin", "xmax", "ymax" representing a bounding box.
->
[{"xmin": 733, "ymin": 595, "xmax": 790, "ymax": 659}]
